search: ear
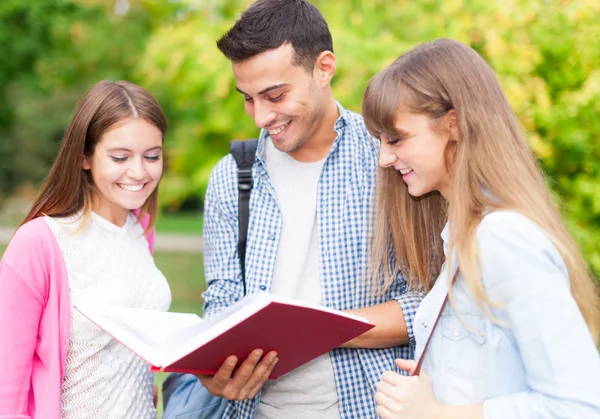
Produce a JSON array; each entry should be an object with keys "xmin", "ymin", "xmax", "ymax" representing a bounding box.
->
[
  {"xmin": 314, "ymin": 51, "xmax": 336, "ymax": 87},
  {"xmin": 82, "ymin": 155, "xmax": 91, "ymax": 170},
  {"xmin": 446, "ymin": 109, "xmax": 459, "ymax": 141}
]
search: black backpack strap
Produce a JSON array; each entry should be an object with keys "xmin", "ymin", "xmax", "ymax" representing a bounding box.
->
[{"xmin": 230, "ymin": 139, "xmax": 258, "ymax": 296}]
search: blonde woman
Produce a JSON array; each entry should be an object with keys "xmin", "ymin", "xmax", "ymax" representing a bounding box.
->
[{"xmin": 361, "ymin": 39, "xmax": 600, "ymax": 419}]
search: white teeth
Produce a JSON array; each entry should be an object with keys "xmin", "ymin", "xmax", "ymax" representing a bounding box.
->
[
  {"xmin": 268, "ymin": 121, "xmax": 290, "ymax": 136},
  {"xmin": 399, "ymin": 168, "xmax": 413, "ymax": 175},
  {"xmin": 118, "ymin": 183, "xmax": 145, "ymax": 192}
]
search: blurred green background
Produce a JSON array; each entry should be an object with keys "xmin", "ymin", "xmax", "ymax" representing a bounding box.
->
[
  {"xmin": 0, "ymin": 0, "xmax": 598, "ymax": 274},
  {"xmin": 1, "ymin": 0, "xmax": 599, "ymax": 416}
]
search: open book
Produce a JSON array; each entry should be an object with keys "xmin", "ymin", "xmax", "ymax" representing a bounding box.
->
[{"xmin": 74, "ymin": 292, "xmax": 374, "ymax": 379}]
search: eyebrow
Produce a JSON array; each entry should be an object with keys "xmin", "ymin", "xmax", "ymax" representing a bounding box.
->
[
  {"xmin": 106, "ymin": 146, "xmax": 163, "ymax": 153},
  {"xmin": 236, "ymin": 83, "xmax": 289, "ymax": 96},
  {"xmin": 392, "ymin": 127, "xmax": 412, "ymax": 138}
]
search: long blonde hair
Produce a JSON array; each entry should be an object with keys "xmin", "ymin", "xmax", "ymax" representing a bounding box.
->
[{"xmin": 362, "ymin": 39, "xmax": 600, "ymax": 342}]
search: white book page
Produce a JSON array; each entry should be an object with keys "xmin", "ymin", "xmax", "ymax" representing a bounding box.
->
[
  {"xmin": 75, "ymin": 305, "xmax": 203, "ymax": 366},
  {"xmin": 267, "ymin": 294, "xmax": 371, "ymax": 323},
  {"xmin": 163, "ymin": 293, "xmax": 273, "ymax": 365}
]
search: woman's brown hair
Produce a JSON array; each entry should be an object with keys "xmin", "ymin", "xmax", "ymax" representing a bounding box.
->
[{"xmin": 21, "ymin": 80, "xmax": 167, "ymax": 231}]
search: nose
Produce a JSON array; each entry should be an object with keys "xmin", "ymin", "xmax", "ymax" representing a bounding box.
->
[
  {"xmin": 126, "ymin": 158, "xmax": 146, "ymax": 180},
  {"xmin": 253, "ymin": 101, "xmax": 276, "ymax": 129},
  {"xmin": 378, "ymin": 141, "xmax": 398, "ymax": 168}
]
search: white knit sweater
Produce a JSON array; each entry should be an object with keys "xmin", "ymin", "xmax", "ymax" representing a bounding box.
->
[{"xmin": 45, "ymin": 212, "xmax": 171, "ymax": 419}]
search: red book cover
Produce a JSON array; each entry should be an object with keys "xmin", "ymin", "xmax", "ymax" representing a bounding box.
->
[
  {"xmin": 151, "ymin": 300, "xmax": 374, "ymax": 378},
  {"xmin": 75, "ymin": 294, "xmax": 374, "ymax": 379}
]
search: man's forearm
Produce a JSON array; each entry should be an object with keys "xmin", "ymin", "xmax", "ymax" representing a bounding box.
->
[{"xmin": 342, "ymin": 300, "xmax": 409, "ymax": 348}]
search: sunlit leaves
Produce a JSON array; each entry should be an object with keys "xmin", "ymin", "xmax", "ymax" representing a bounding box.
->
[{"xmin": 137, "ymin": 0, "xmax": 600, "ymax": 274}]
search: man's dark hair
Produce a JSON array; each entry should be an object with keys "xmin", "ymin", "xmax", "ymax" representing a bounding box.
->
[{"xmin": 217, "ymin": 0, "xmax": 333, "ymax": 72}]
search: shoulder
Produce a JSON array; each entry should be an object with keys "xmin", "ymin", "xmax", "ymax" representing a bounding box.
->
[
  {"xmin": 211, "ymin": 153, "xmax": 238, "ymax": 179},
  {"xmin": 343, "ymin": 108, "xmax": 378, "ymax": 145},
  {"xmin": 207, "ymin": 154, "xmax": 238, "ymax": 195},
  {"xmin": 204, "ymin": 154, "xmax": 241, "ymax": 217},
  {"xmin": 477, "ymin": 211, "xmax": 557, "ymax": 254},
  {"xmin": 475, "ymin": 210, "xmax": 567, "ymax": 288},
  {"xmin": 5, "ymin": 218, "xmax": 57, "ymax": 258},
  {"xmin": 2, "ymin": 217, "xmax": 61, "ymax": 294},
  {"xmin": 343, "ymin": 108, "xmax": 367, "ymax": 128},
  {"xmin": 338, "ymin": 107, "xmax": 379, "ymax": 170}
]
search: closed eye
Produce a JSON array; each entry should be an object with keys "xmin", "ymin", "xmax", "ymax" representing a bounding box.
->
[
  {"xmin": 145, "ymin": 155, "xmax": 161, "ymax": 161},
  {"xmin": 387, "ymin": 133, "xmax": 412, "ymax": 145},
  {"xmin": 266, "ymin": 93, "xmax": 284, "ymax": 103},
  {"xmin": 111, "ymin": 156, "xmax": 128, "ymax": 163}
]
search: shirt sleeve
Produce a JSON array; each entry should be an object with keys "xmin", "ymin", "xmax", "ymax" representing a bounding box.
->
[
  {"xmin": 386, "ymin": 245, "xmax": 424, "ymax": 346},
  {"xmin": 477, "ymin": 214, "xmax": 600, "ymax": 419},
  {"xmin": 202, "ymin": 157, "xmax": 245, "ymax": 319},
  {"xmin": 391, "ymin": 277, "xmax": 424, "ymax": 347},
  {"xmin": 0, "ymin": 261, "xmax": 44, "ymax": 416}
]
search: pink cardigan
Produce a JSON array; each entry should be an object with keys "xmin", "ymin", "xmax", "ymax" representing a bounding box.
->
[{"xmin": 0, "ymin": 215, "xmax": 154, "ymax": 419}]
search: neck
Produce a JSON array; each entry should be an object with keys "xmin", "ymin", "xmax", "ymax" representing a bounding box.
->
[
  {"xmin": 288, "ymin": 95, "xmax": 339, "ymax": 163},
  {"xmin": 91, "ymin": 196, "xmax": 129, "ymax": 227}
]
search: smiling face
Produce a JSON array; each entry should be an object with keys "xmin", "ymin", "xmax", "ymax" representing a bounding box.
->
[
  {"xmin": 232, "ymin": 43, "xmax": 334, "ymax": 161},
  {"xmin": 82, "ymin": 118, "xmax": 163, "ymax": 226},
  {"xmin": 378, "ymin": 112, "xmax": 453, "ymax": 199}
]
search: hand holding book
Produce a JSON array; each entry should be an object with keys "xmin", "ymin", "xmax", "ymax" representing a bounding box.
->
[{"xmin": 197, "ymin": 348, "xmax": 278, "ymax": 400}]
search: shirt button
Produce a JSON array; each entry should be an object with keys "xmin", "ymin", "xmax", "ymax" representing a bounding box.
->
[
  {"xmin": 345, "ymin": 403, "xmax": 351, "ymax": 412},
  {"xmin": 421, "ymin": 321, "xmax": 428, "ymax": 329},
  {"xmin": 268, "ymin": 234, "xmax": 276, "ymax": 241},
  {"xmin": 453, "ymin": 330, "xmax": 459, "ymax": 337},
  {"xmin": 259, "ymin": 285, "xmax": 267, "ymax": 291}
]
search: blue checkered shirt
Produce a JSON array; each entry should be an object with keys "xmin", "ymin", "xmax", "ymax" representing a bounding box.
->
[{"xmin": 202, "ymin": 103, "xmax": 422, "ymax": 419}]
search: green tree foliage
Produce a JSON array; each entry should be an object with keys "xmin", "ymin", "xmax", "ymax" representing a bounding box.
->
[
  {"xmin": 0, "ymin": 0, "xmax": 155, "ymax": 196},
  {"xmin": 0, "ymin": 0, "xmax": 75, "ymax": 195},
  {"xmin": 1, "ymin": 0, "xmax": 598, "ymax": 275},
  {"xmin": 137, "ymin": 0, "xmax": 600, "ymax": 274}
]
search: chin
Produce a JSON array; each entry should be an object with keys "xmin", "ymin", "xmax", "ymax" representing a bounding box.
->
[
  {"xmin": 407, "ymin": 187, "xmax": 430, "ymax": 198},
  {"xmin": 118, "ymin": 199, "xmax": 150, "ymax": 211},
  {"xmin": 274, "ymin": 141, "xmax": 297, "ymax": 154}
]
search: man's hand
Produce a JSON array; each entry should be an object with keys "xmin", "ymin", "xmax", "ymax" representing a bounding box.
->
[{"xmin": 197, "ymin": 349, "xmax": 278, "ymax": 400}]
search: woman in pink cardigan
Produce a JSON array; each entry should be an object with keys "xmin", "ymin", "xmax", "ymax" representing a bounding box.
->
[{"xmin": 0, "ymin": 80, "xmax": 172, "ymax": 418}]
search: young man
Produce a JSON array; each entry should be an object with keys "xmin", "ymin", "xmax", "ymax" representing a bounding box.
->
[{"xmin": 163, "ymin": 1, "xmax": 421, "ymax": 418}]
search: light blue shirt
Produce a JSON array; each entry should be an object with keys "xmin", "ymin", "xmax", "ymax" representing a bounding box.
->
[{"xmin": 414, "ymin": 211, "xmax": 600, "ymax": 418}]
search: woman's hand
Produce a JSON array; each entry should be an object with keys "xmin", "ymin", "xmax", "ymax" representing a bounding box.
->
[{"xmin": 374, "ymin": 359, "xmax": 441, "ymax": 419}]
